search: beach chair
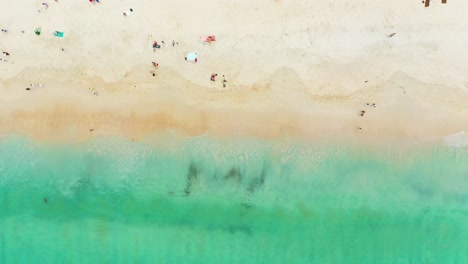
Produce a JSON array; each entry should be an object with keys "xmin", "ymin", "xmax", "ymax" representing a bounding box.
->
[
  {"xmin": 54, "ymin": 31, "xmax": 64, "ymax": 38},
  {"xmin": 441, "ymin": 0, "xmax": 447, "ymax": 3},
  {"xmin": 424, "ymin": 0, "xmax": 430, "ymax": 7}
]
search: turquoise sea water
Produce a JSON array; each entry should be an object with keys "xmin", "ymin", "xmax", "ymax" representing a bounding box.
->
[{"xmin": 0, "ymin": 135, "xmax": 467, "ymax": 263}]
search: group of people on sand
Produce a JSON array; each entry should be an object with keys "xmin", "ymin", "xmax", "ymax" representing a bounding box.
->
[
  {"xmin": 359, "ymin": 103, "xmax": 376, "ymax": 116},
  {"xmin": 150, "ymin": 34, "xmax": 229, "ymax": 89},
  {"xmin": 25, "ymin": 83, "xmax": 44, "ymax": 91},
  {"xmin": 150, "ymin": 39, "xmax": 179, "ymax": 73},
  {"xmin": 123, "ymin": 8, "xmax": 133, "ymax": 17},
  {"xmin": 1, "ymin": 51, "xmax": 9, "ymax": 62},
  {"xmin": 37, "ymin": 1, "xmax": 60, "ymax": 13},
  {"xmin": 210, "ymin": 73, "xmax": 228, "ymax": 88}
]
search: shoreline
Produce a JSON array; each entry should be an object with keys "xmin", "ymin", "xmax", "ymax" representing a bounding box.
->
[{"xmin": 1, "ymin": 67, "xmax": 467, "ymax": 145}]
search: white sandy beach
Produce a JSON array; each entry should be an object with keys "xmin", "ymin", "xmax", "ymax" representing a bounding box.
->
[{"xmin": 0, "ymin": 0, "xmax": 467, "ymax": 143}]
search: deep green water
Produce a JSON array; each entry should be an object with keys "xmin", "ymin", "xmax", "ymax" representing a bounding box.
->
[{"xmin": 0, "ymin": 135, "xmax": 467, "ymax": 263}]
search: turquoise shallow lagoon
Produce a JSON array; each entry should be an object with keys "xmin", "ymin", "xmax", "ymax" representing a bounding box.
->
[{"xmin": 0, "ymin": 135, "xmax": 467, "ymax": 263}]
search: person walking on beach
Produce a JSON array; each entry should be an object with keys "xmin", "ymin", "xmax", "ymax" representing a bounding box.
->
[
  {"xmin": 222, "ymin": 75, "xmax": 227, "ymax": 88},
  {"xmin": 172, "ymin": 40, "xmax": 178, "ymax": 47},
  {"xmin": 210, "ymin": 73, "xmax": 217, "ymax": 81}
]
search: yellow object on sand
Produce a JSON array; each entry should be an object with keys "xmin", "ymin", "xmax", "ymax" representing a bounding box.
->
[{"xmin": 89, "ymin": 87, "xmax": 93, "ymax": 90}]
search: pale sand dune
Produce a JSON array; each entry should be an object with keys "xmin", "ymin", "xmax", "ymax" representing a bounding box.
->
[{"xmin": 0, "ymin": 0, "xmax": 467, "ymax": 142}]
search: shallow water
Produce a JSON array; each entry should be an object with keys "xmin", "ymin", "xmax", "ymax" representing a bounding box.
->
[{"xmin": 0, "ymin": 135, "xmax": 467, "ymax": 263}]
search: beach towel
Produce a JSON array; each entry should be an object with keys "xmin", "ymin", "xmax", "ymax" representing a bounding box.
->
[
  {"xmin": 54, "ymin": 31, "xmax": 64, "ymax": 37},
  {"xmin": 186, "ymin": 52, "xmax": 198, "ymax": 61},
  {"xmin": 207, "ymin": 36, "xmax": 216, "ymax": 42},
  {"xmin": 200, "ymin": 35, "xmax": 216, "ymax": 43}
]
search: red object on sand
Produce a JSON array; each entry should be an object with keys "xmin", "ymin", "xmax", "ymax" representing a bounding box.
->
[
  {"xmin": 201, "ymin": 35, "xmax": 216, "ymax": 43},
  {"xmin": 207, "ymin": 36, "xmax": 216, "ymax": 42}
]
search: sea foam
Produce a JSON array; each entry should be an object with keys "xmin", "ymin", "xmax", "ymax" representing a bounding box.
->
[{"xmin": 444, "ymin": 131, "xmax": 468, "ymax": 148}]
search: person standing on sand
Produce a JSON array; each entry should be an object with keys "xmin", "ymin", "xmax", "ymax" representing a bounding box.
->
[{"xmin": 210, "ymin": 73, "xmax": 217, "ymax": 81}]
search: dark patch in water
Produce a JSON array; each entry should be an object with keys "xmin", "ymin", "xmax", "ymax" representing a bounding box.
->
[
  {"xmin": 184, "ymin": 163, "xmax": 198, "ymax": 196},
  {"xmin": 444, "ymin": 193, "xmax": 468, "ymax": 204},
  {"xmin": 224, "ymin": 168, "xmax": 242, "ymax": 183},
  {"xmin": 223, "ymin": 225, "xmax": 252, "ymax": 235},
  {"xmin": 241, "ymin": 202, "xmax": 253, "ymax": 209},
  {"xmin": 410, "ymin": 184, "xmax": 434, "ymax": 198},
  {"xmin": 239, "ymin": 202, "xmax": 254, "ymax": 218},
  {"xmin": 247, "ymin": 168, "xmax": 266, "ymax": 193},
  {"xmin": 422, "ymin": 206, "xmax": 431, "ymax": 215}
]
